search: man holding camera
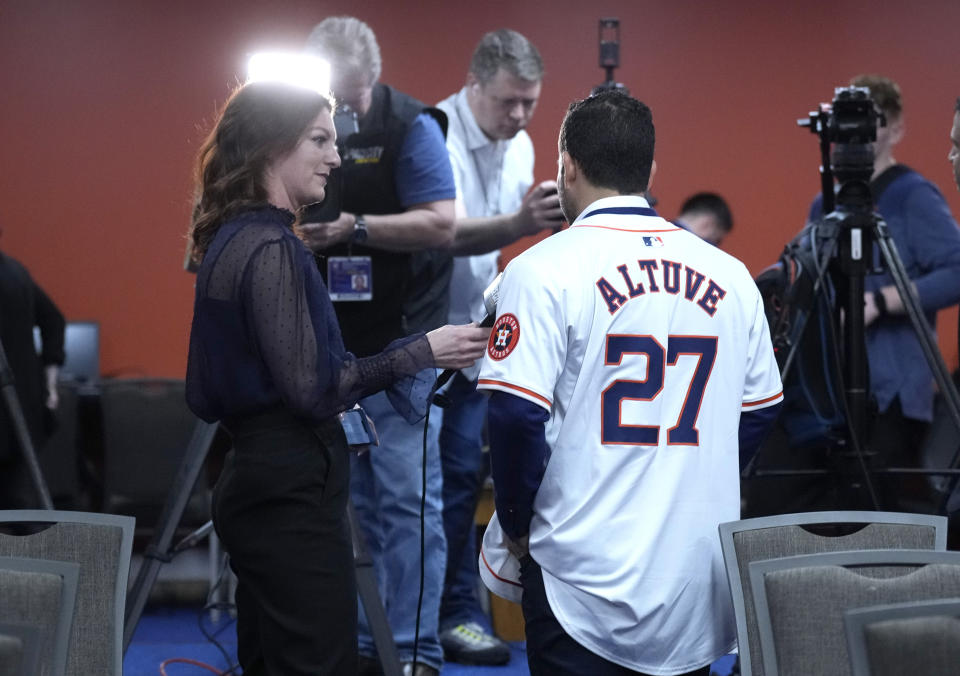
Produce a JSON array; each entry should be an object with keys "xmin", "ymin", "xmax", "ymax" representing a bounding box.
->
[
  {"xmin": 433, "ymin": 28, "xmax": 561, "ymax": 665},
  {"xmin": 809, "ymin": 75, "xmax": 960, "ymax": 506},
  {"xmin": 303, "ymin": 17, "xmax": 456, "ymax": 676}
]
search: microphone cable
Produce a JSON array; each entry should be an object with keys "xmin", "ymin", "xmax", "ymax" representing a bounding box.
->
[{"xmin": 411, "ymin": 372, "xmax": 443, "ymax": 671}]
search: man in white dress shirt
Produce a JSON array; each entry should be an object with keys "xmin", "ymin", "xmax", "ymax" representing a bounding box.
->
[{"xmin": 434, "ymin": 29, "xmax": 561, "ymax": 665}]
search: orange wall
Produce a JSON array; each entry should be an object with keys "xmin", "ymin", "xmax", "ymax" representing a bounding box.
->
[{"xmin": 2, "ymin": 0, "xmax": 959, "ymax": 378}]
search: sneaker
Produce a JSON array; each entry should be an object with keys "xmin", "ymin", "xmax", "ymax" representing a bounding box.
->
[
  {"xmin": 439, "ymin": 621, "xmax": 511, "ymax": 665},
  {"xmin": 401, "ymin": 662, "xmax": 438, "ymax": 676}
]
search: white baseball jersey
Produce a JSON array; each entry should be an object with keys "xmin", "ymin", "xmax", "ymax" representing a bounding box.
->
[{"xmin": 478, "ymin": 195, "xmax": 782, "ymax": 675}]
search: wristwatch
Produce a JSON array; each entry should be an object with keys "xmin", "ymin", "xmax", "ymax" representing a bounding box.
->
[{"xmin": 352, "ymin": 215, "xmax": 368, "ymax": 244}]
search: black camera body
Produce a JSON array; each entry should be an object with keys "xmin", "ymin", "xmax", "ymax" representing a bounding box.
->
[{"xmin": 800, "ymin": 86, "xmax": 886, "ymax": 184}]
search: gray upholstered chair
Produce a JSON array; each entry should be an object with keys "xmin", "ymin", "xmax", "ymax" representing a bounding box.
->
[
  {"xmin": 718, "ymin": 511, "xmax": 947, "ymax": 676},
  {"xmin": 0, "ymin": 625, "xmax": 45, "ymax": 676},
  {"xmin": 749, "ymin": 549, "xmax": 960, "ymax": 676},
  {"xmin": 0, "ymin": 556, "xmax": 79, "ymax": 676},
  {"xmin": 0, "ymin": 633, "xmax": 24, "ymax": 676},
  {"xmin": 0, "ymin": 511, "xmax": 134, "ymax": 675},
  {"xmin": 844, "ymin": 598, "xmax": 960, "ymax": 676}
]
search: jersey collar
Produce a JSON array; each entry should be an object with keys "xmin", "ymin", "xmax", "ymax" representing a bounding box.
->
[{"xmin": 571, "ymin": 195, "xmax": 677, "ymax": 232}]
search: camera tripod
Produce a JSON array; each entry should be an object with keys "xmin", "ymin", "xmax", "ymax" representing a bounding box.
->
[
  {"xmin": 745, "ymin": 173, "xmax": 960, "ymax": 514},
  {"xmin": 122, "ymin": 420, "xmax": 405, "ymax": 676}
]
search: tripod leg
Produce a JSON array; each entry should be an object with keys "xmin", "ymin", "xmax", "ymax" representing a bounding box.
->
[
  {"xmin": 348, "ymin": 500, "xmax": 403, "ymax": 676},
  {"xmin": 875, "ymin": 227, "xmax": 960, "ymax": 510},
  {"xmin": 122, "ymin": 419, "xmax": 218, "ymax": 651}
]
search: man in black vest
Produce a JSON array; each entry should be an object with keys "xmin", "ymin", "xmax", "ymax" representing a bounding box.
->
[{"xmin": 303, "ymin": 17, "xmax": 456, "ymax": 676}]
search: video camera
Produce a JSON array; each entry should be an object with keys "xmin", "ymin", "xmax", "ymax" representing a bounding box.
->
[{"xmin": 799, "ymin": 86, "xmax": 886, "ymax": 184}]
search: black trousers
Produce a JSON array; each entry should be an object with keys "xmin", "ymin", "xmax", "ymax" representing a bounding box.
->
[
  {"xmin": 520, "ymin": 556, "xmax": 711, "ymax": 676},
  {"xmin": 212, "ymin": 412, "xmax": 356, "ymax": 676}
]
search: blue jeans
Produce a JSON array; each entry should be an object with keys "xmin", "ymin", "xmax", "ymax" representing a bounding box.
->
[
  {"xmin": 438, "ymin": 374, "xmax": 489, "ymax": 630},
  {"xmin": 351, "ymin": 390, "xmax": 446, "ymax": 669}
]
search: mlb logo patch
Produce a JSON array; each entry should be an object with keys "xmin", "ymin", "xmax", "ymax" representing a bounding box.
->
[
  {"xmin": 642, "ymin": 236, "xmax": 664, "ymax": 247},
  {"xmin": 488, "ymin": 313, "xmax": 520, "ymax": 361}
]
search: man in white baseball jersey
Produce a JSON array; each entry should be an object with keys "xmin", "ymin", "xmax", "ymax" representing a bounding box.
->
[{"xmin": 477, "ymin": 91, "xmax": 783, "ymax": 675}]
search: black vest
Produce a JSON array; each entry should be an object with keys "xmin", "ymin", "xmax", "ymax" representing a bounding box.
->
[{"xmin": 326, "ymin": 83, "xmax": 452, "ymax": 357}]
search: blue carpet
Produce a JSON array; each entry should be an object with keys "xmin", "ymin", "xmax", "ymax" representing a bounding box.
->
[{"xmin": 124, "ymin": 606, "xmax": 736, "ymax": 675}]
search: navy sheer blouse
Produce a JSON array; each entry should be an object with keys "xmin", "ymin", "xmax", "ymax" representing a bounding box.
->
[{"xmin": 186, "ymin": 206, "xmax": 435, "ymax": 425}]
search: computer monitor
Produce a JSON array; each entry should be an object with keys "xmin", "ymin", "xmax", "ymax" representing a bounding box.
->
[{"xmin": 34, "ymin": 320, "xmax": 100, "ymax": 382}]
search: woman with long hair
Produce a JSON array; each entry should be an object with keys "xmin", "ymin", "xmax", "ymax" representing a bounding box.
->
[{"xmin": 186, "ymin": 80, "xmax": 488, "ymax": 675}]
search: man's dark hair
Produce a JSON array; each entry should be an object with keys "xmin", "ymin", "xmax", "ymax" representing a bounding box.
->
[
  {"xmin": 559, "ymin": 91, "xmax": 654, "ymax": 194},
  {"xmin": 679, "ymin": 192, "xmax": 734, "ymax": 233},
  {"xmin": 955, "ymin": 96, "xmax": 960, "ymax": 114}
]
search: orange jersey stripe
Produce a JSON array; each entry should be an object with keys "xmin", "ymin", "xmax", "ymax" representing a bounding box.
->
[
  {"xmin": 477, "ymin": 379, "xmax": 552, "ymax": 407},
  {"xmin": 573, "ymin": 224, "xmax": 679, "ymax": 233},
  {"xmin": 742, "ymin": 391, "xmax": 784, "ymax": 408},
  {"xmin": 481, "ymin": 547, "xmax": 522, "ymax": 588}
]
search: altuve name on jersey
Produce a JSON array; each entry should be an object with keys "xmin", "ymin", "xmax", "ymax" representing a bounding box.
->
[{"xmin": 596, "ymin": 258, "xmax": 727, "ymax": 317}]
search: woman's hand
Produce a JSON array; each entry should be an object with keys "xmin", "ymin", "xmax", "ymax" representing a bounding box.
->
[{"xmin": 426, "ymin": 323, "xmax": 491, "ymax": 370}]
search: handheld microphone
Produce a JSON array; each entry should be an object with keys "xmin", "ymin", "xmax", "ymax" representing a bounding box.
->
[
  {"xmin": 433, "ymin": 273, "xmax": 502, "ymax": 402},
  {"xmin": 476, "ymin": 272, "xmax": 502, "ymax": 328}
]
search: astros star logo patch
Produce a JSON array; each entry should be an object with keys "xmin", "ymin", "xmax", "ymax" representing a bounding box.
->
[{"xmin": 488, "ymin": 313, "xmax": 520, "ymax": 361}]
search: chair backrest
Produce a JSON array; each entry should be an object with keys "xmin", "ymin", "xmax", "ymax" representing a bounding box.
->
[
  {"xmin": 0, "ymin": 625, "xmax": 42, "ymax": 676},
  {"xmin": 98, "ymin": 378, "xmax": 209, "ymax": 525},
  {"xmin": 750, "ymin": 549, "xmax": 960, "ymax": 676},
  {"xmin": 0, "ymin": 557, "xmax": 79, "ymax": 676},
  {"xmin": 0, "ymin": 633, "xmax": 24, "ymax": 676},
  {"xmin": 844, "ymin": 598, "xmax": 960, "ymax": 676},
  {"xmin": 718, "ymin": 511, "xmax": 946, "ymax": 676},
  {"xmin": 0, "ymin": 511, "xmax": 134, "ymax": 675}
]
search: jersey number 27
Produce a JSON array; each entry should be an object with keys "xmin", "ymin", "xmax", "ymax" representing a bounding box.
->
[{"xmin": 601, "ymin": 334, "xmax": 717, "ymax": 446}]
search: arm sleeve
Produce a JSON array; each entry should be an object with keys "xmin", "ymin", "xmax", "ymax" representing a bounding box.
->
[
  {"xmin": 395, "ymin": 112, "xmax": 457, "ymax": 207},
  {"xmin": 477, "ymin": 255, "xmax": 567, "ymax": 409},
  {"xmin": 244, "ymin": 238, "xmax": 435, "ymax": 421},
  {"xmin": 487, "ymin": 390, "xmax": 551, "ymax": 540},
  {"xmin": 739, "ymin": 402, "xmax": 782, "ymax": 470},
  {"xmin": 901, "ymin": 183, "xmax": 960, "ymax": 312},
  {"xmin": 32, "ymin": 283, "xmax": 65, "ymax": 366},
  {"xmin": 742, "ymin": 283, "xmax": 784, "ymax": 410}
]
